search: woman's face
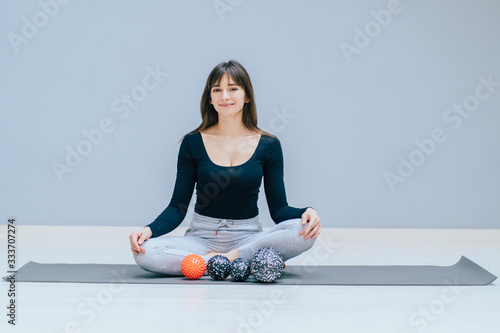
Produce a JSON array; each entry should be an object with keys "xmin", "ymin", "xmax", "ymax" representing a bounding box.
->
[{"xmin": 210, "ymin": 74, "xmax": 249, "ymax": 116}]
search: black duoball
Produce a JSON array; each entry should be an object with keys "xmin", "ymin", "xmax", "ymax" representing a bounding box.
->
[
  {"xmin": 230, "ymin": 258, "xmax": 251, "ymax": 282},
  {"xmin": 250, "ymin": 247, "xmax": 284, "ymax": 283},
  {"xmin": 207, "ymin": 255, "xmax": 231, "ymax": 280}
]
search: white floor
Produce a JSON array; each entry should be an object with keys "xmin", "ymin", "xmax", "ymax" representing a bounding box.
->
[{"xmin": 1, "ymin": 226, "xmax": 499, "ymax": 333}]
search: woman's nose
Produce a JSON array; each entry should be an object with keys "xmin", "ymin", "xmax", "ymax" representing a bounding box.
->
[{"xmin": 221, "ymin": 89, "xmax": 230, "ymax": 98}]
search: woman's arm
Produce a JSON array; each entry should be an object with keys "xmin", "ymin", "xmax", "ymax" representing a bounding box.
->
[
  {"xmin": 263, "ymin": 138, "xmax": 310, "ymax": 223},
  {"xmin": 145, "ymin": 135, "xmax": 196, "ymax": 238},
  {"xmin": 263, "ymin": 139, "xmax": 321, "ymax": 239}
]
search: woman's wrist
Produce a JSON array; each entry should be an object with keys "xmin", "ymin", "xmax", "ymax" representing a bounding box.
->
[{"xmin": 144, "ymin": 226, "xmax": 153, "ymax": 238}]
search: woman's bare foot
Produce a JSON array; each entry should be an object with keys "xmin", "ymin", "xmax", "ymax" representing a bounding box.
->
[
  {"xmin": 224, "ymin": 249, "xmax": 239, "ymax": 262},
  {"xmin": 206, "ymin": 249, "xmax": 239, "ymax": 262},
  {"xmin": 206, "ymin": 251, "xmax": 221, "ymax": 258}
]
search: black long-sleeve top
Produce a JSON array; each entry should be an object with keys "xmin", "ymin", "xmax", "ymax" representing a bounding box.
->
[{"xmin": 146, "ymin": 131, "xmax": 311, "ymax": 238}]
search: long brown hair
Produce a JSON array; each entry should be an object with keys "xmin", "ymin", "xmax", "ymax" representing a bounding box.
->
[{"xmin": 179, "ymin": 59, "xmax": 276, "ymax": 143}]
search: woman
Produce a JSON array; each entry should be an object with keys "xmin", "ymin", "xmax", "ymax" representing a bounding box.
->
[{"xmin": 129, "ymin": 60, "xmax": 321, "ymax": 276}]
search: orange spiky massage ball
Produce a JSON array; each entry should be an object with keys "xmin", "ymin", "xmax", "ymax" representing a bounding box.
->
[{"xmin": 181, "ymin": 254, "xmax": 206, "ymax": 279}]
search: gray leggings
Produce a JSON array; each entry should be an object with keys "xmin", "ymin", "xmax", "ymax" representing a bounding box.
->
[{"xmin": 133, "ymin": 211, "xmax": 316, "ymax": 276}]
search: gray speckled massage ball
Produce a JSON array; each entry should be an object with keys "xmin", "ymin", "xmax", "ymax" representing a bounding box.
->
[
  {"xmin": 250, "ymin": 247, "xmax": 284, "ymax": 283},
  {"xmin": 207, "ymin": 255, "xmax": 231, "ymax": 280},
  {"xmin": 230, "ymin": 258, "xmax": 251, "ymax": 282}
]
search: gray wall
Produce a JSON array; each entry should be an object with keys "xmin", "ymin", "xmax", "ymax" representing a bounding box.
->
[{"xmin": 1, "ymin": 0, "xmax": 499, "ymax": 229}]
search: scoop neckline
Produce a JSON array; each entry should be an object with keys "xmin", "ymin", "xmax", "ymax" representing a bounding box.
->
[{"xmin": 197, "ymin": 131, "xmax": 263, "ymax": 168}]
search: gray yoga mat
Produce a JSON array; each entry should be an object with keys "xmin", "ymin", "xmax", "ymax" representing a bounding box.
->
[{"xmin": 2, "ymin": 256, "xmax": 496, "ymax": 286}]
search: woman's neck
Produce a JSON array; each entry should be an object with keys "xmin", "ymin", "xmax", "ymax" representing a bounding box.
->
[{"xmin": 211, "ymin": 113, "xmax": 252, "ymax": 138}]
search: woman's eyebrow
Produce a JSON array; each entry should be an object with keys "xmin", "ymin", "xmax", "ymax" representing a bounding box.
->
[{"xmin": 212, "ymin": 83, "xmax": 239, "ymax": 87}]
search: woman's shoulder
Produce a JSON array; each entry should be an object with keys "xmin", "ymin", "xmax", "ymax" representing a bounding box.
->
[
  {"xmin": 184, "ymin": 130, "xmax": 201, "ymax": 139},
  {"xmin": 184, "ymin": 130, "xmax": 200, "ymax": 138},
  {"xmin": 260, "ymin": 130, "xmax": 280, "ymax": 146},
  {"xmin": 177, "ymin": 130, "xmax": 200, "ymax": 146}
]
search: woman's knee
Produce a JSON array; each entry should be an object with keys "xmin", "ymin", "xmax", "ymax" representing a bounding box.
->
[
  {"xmin": 279, "ymin": 218, "xmax": 317, "ymax": 251},
  {"xmin": 132, "ymin": 249, "xmax": 146, "ymax": 267},
  {"xmin": 132, "ymin": 239, "xmax": 155, "ymax": 267},
  {"xmin": 299, "ymin": 233, "xmax": 316, "ymax": 253}
]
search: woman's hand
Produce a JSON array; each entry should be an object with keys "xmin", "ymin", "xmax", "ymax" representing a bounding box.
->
[
  {"xmin": 299, "ymin": 208, "xmax": 321, "ymax": 240},
  {"xmin": 129, "ymin": 227, "xmax": 153, "ymax": 255}
]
